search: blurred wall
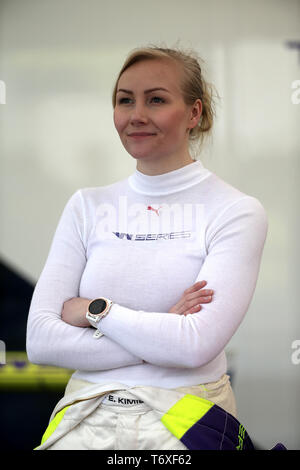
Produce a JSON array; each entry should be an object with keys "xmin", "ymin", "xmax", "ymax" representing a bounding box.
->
[{"xmin": 0, "ymin": 0, "xmax": 299, "ymax": 449}]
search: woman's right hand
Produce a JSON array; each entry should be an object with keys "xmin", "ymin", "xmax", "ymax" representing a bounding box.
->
[{"xmin": 168, "ymin": 280, "xmax": 213, "ymax": 316}]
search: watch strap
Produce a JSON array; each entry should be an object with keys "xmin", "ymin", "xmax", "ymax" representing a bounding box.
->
[
  {"xmin": 93, "ymin": 330, "xmax": 104, "ymax": 339},
  {"xmin": 86, "ymin": 298, "xmax": 113, "ymax": 337}
]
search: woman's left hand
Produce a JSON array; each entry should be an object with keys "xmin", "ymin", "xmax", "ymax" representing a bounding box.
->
[{"xmin": 61, "ymin": 297, "xmax": 91, "ymax": 327}]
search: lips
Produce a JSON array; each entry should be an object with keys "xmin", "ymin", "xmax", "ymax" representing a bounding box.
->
[{"xmin": 128, "ymin": 133, "xmax": 156, "ymax": 136}]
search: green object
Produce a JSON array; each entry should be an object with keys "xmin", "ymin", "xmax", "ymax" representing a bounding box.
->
[
  {"xmin": 38, "ymin": 405, "xmax": 70, "ymax": 448},
  {"xmin": 0, "ymin": 351, "xmax": 72, "ymax": 390},
  {"xmin": 161, "ymin": 393, "xmax": 214, "ymax": 439}
]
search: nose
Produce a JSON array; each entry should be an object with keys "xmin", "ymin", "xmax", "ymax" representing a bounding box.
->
[{"xmin": 129, "ymin": 102, "xmax": 148, "ymax": 125}]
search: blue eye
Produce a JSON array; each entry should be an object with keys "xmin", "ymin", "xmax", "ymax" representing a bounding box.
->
[
  {"xmin": 118, "ymin": 97, "xmax": 132, "ymax": 104},
  {"xmin": 117, "ymin": 96, "xmax": 165, "ymax": 105},
  {"xmin": 151, "ymin": 96, "xmax": 164, "ymax": 103}
]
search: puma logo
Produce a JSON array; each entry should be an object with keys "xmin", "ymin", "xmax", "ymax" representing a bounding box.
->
[{"xmin": 147, "ymin": 205, "xmax": 162, "ymax": 216}]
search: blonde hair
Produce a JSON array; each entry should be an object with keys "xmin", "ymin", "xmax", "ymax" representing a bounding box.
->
[{"xmin": 112, "ymin": 43, "xmax": 219, "ymax": 156}]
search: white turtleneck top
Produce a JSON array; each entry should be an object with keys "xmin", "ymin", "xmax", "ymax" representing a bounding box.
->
[{"xmin": 26, "ymin": 160, "xmax": 268, "ymax": 388}]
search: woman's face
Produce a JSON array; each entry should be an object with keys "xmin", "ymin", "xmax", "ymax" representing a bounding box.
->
[{"xmin": 113, "ymin": 59, "xmax": 200, "ymax": 167}]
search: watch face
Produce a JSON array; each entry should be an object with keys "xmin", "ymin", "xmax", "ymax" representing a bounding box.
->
[{"xmin": 89, "ymin": 298, "xmax": 107, "ymax": 315}]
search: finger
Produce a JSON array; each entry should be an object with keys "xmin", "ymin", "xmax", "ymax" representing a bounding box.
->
[
  {"xmin": 186, "ymin": 289, "xmax": 214, "ymax": 301},
  {"xmin": 169, "ymin": 299, "xmax": 184, "ymax": 313},
  {"xmin": 184, "ymin": 305, "xmax": 202, "ymax": 315},
  {"xmin": 196, "ymin": 295, "xmax": 212, "ymax": 303},
  {"xmin": 184, "ymin": 296, "xmax": 212, "ymax": 310},
  {"xmin": 185, "ymin": 290, "xmax": 213, "ymax": 307},
  {"xmin": 168, "ymin": 300, "xmax": 187, "ymax": 314},
  {"xmin": 174, "ymin": 289, "xmax": 208, "ymax": 310},
  {"xmin": 197, "ymin": 296, "xmax": 212, "ymax": 304},
  {"xmin": 169, "ymin": 281, "xmax": 209, "ymax": 314},
  {"xmin": 184, "ymin": 280, "xmax": 207, "ymax": 295},
  {"xmin": 198, "ymin": 289, "xmax": 214, "ymax": 297}
]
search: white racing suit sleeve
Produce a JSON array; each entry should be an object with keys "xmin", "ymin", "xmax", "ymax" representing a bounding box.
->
[
  {"xmin": 98, "ymin": 197, "xmax": 268, "ymax": 368},
  {"xmin": 26, "ymin": 190, "xmax": 144, "ymax": 371}
]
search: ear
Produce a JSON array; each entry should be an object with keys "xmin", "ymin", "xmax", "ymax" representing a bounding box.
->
[{"xmin": 189, "ymin": 99, "xmax": 202, "ymax": 129}]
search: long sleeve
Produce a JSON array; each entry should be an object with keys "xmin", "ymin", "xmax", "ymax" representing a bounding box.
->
[
  {"xmin": 97, "ymin": 196, "xmax": 268, "ymax": 369},
  {"xmin": 26, "ymin": 190, "xmax": 144, "ymax": 370}
]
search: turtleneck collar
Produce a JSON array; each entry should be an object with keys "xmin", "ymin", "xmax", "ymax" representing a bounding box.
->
[{"xmin": 128, "ymin": 159, "xmax": 210, "ymax": 196}]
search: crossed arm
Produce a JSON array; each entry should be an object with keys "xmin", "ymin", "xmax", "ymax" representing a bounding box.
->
[
  {"xmin": 61, "ymin": 280, "xmax": 214, "ymax": 328},
  {"xmin": 26, "ymin": 191, "xmax": 268, "ymax": 370}
]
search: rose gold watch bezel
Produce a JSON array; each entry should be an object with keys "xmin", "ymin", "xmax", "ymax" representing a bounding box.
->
[{"xmin": 87, "ymin": 298, "xmax": 112, "ymax": 320}]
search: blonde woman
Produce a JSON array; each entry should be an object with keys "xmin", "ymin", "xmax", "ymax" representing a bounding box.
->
[{"xmin": 27, "ymin": 45, "xmax": 268, "ymax": 450}]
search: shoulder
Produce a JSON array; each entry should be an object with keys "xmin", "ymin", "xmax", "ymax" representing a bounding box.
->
[
  {"xmin": 201, "ymin": 171, "xmax": 268, "ymax": 221},
  {"xmin": 65, "ymin": 177, "xmax": 129, "ymax": 209},
  {"xmin": 78, "ymin": 177, "xmax": 128, "ymax": 201},
  {"xmin": 199, "ymin": 172, "xmax": 268, "ymax": 246}
]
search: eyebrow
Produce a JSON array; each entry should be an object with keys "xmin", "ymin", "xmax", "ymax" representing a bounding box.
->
[{"xmin": 117, "ymin": 87, "xmax": 171, "ymax": 94}]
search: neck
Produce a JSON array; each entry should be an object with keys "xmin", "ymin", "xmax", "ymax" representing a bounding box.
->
[
  {"xmin": 135, "ymin": 151, "xmax": 195, "ymax": 176},
  {"xmin": 129, "ymin": 158, "xmax": 210, "ymax": 196}
]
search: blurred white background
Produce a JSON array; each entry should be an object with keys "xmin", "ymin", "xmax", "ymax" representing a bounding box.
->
[{"xmin": 0, "ymin": 0, "xmax": 299, "ymax": 449}]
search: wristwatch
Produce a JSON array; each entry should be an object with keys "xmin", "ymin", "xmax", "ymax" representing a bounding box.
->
[{"xmin": 86, "ymin": 298, "xmax": 113, "ymax": 338}]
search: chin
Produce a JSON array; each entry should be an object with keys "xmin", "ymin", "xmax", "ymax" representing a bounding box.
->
[{"xmin": 127, "ymin": 149, "xmax": 158, "ymax": 161}]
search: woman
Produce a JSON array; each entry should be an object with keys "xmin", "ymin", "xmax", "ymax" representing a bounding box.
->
[{"xmin": 26, "ymin": 45, "xmax": 268, "ymax": 450}]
